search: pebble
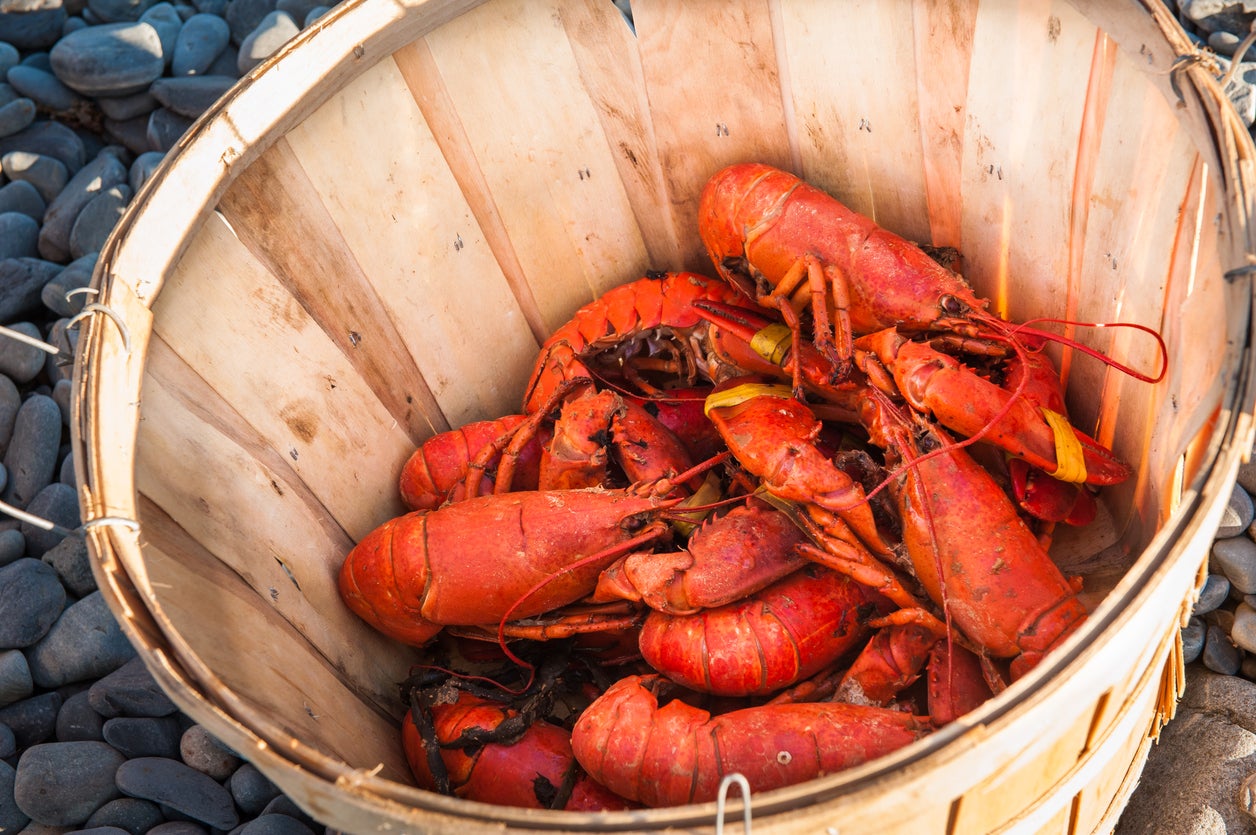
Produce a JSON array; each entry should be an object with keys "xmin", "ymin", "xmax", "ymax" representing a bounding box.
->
[
  {"xmin": 0, "ymin": 96, "xmax": 36, "ymax": 137},
  {"xmin": 228, "ymin": 762, "xmax": 281, "ymax": 816},
  {"xmin": 236, "ymin": 9, "xmax": 296, "ymax": 74},
  {"xmin": 2, "ymin": 394, "xmax": 63, "ymax": 510},
  {"xmin": 1, "ymin": 150, "xmax": 69, "ymax": 204},
  {"xmin": 0, "ymin": 43, "xmax": 17, "ymax": 77},
  {"xmin": 89, "ymin": 657, "xmax": 177, "ymax": 718},
  {"xmin": 150, "ymin": 74, "xmax": 233, "ymax": 116},
  {"xmin": 13, "ymin": 740, "xmax": 126, "ymax": 826},
  {"xmin": 148, "ymin": 822, "xmax": 211, "ymax": 835},
  {"xmin": 0, "ymin": 0, "xmax": 67, "ymax": 51},
  {"xmin": 68, "ymin": 182, "xmax": 130, "ymax": 258},
  {"xmin": 84, "ymin": 797, "xmax": 165, "ymax": 833},
  {"xmin": 1235, "ymin": 602, "xmax": 1256, "ymax": 655},
  {"xmin": 57, "ymin": 689, "xmax": 104, "ymax": 742},
  {"xmin": 49, "ymin": 21, "xmax": 164, "ymax": 97},
  {"xmin": 1214, "ymin": 535, "xmax": 1256, "ymax": 594},
  {"xmin": 21, "ymin": 481, "xmax": 81, "ymax": 557},
  {"xmin": 26, "ymin": 590, "xmax": 137, "ymax": 688},
  {"xmin": 0, "ymin": 558, "xmax": 65, "ymax": 648},
  {"xmin": 6, "ymin": 64, "xmax": 83, "ymax": 112},
  {"xmin": 0, "ymin": 529, "xmax": 25, "ymax": 566},
  {"xmin": 37, "ymin": 148, "xmax": 128, "ymax": 262},
  {"xmin": 0, "ymin": 374, "xmax": 21, "ymax": 455},
  {"xmin": 172, "ymin": 12, "xmax": 229, "ymax": 75},
  {"xmin": 41, "ymin": 250, "xmax": 96, "ymax": 316},
  {"xmin": 96, "ymin": 87, "xmax": 157, "ymax": 121},
  {"xmin": 127, "ymin": 149, "xmax": 164, "ymax": 192},
  {"xmin": 145, "ymin": 105, "xmax": 193, "ymax": 151},
  {"xmin": 102, "ymin": 716, "xmax": 183, "ymax": 759},
  {"xmin": 0, "ymin": 180, "xmax": 46, "ymax": 219},
  {"xmin": 0, "ymin": 649, "xmax": 33, "ymax": 707},
  {"xmin": 0, "ymin": 257, "xmax": 62, "ymax": 322},
  {"xmin": 0, "ymin": 321, "xmax": 51, "ymax": 383},
  {"xmin": 224, "ymin": 0, "xmax": 275, "ymax": 44},
  {"xmin": 115, "ymin": 757, "xmax": 239, "ymax": 830},
  {"xmin": 1203, "ymin": 622, "xmax": 1243, "ymax": 676},
  {"xmin": 179, "ymin": 724, "xmax": 240, "ymax": 780},
  {"xmin": 0, "ymin": 760, "xmax": 27, "ymax": 833},
  {"xmin": 1219, "ymin": 483, "xmax": 1256, "ymax": 538},
  {"xmin": 0, "ymin": 691, "xmax": 61, "ymax": 749},
  {"xmin": 104, "ymin": 112, "xmax": 151, "ymax": 155},
  {"xmin": 0, "ymin": 211, "xmax": 40, "ymax": 259},
  {"xmin": 140, "ymin": 2, "xmax": 182, "ymax": 63},
  {"xmin": 0, "ymin": 120, "xmax": 86, "ymax": 173},
  {"xmin": 238, "ymin": 814, "xmax": 317, "ymax": 835},
  {"xmin": 41, "ymin": 531, "xmax": 93, "ymax": 597},
  {"xmin": 86, "ymin": 0, "xmax": 157, "ymax": 24},
  {"xmin": 0, "ymin": 721, "xmax": 14, "ymax": 757},
  {"xmin": 1184, "ymin": 617, "xmax": 1206, "ymax": 663}
]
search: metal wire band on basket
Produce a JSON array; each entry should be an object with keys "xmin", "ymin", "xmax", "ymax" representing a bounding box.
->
[{"xmin": 715, "ymin": 772, "xmax": 752, "ymax": 834}]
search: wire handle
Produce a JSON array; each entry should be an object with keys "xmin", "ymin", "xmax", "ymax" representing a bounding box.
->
[{"xmin": 715, "ymin": 773, "xmax": 752, "ymax": 835}]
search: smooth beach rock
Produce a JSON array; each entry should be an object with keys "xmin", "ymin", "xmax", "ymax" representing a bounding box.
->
[{"xmin": 49, "ymin": 22, "xmax": 164, "ymax": 96}]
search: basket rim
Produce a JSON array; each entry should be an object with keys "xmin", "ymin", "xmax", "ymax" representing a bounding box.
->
[{"xmin": 70, "ymin": 0, "xmax": 1256, "ymax": 829}]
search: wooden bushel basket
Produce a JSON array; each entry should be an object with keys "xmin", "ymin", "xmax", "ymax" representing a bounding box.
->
[{"xmin": 73, "ymin": 0, "xmax": 1256, "ymax": 832}]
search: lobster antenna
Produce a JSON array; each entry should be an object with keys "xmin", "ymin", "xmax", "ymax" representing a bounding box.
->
[{"xmin": 1002, "ymin": 317, "xmax": 1168, "ymax": 384}]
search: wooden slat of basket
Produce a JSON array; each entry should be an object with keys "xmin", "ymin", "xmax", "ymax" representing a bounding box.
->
[
  {"xmin": 151, "ymin": 212, "xmax": 413, "ymax": 539},
  {"xmin": 138, "ymin": 506, "xmax": 413, "ymax": 782},
  {"xmin": 781, "ymin": 0, "xmax": 933, "ymax": 243},
  {"xmin": 632, "ymin": 0, "xmax": 795, "ymax": 272},
  {"xmin": 416, "ymin": 0, "xmax": 655, "ymax": 333},
  {"xmin": 285, "ymin": 54, "xmax": 542, "ymax": 427}
]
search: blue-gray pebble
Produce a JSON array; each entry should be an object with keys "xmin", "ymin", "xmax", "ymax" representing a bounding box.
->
[
  {"xmin": 2, "ymin": 394, "xmax": 63, "ymax": 510},
  {"xmin": 23, "ymin": 482, "xmax": 83, "ymax": 557},
  {"xmin": 128, "ymin": 149, "xmax": 164, "ymax": 193},
  {"xmin": 89, "ymin": 657, "xmax": 178, "ymax": 718},
  {"xmin": 0, "ymin": 180, "xmax": 46, "ymax": 219},
  {"xmin": 1202, "ymin": 622, "xmax": 1243, "ymax": 675},
  {"xmin": 224, "ymin": 0, "xmax": 276, "ymax": 44},
  {"xmin": 41, "ymin": 251, "xmax": 96, "ymax": 316},
  {"xmin": 0, "ymin": 690, "xmax": 62, "ymax": 748},
  {"xmin": 0, "ymin": 322, "xmax": 49, "ymax": 383},
  {"xmin": 96, "ymin": 87, "xmax": 157, "ymax": 120},
  {"xmin": 84, "ymin": 797, "xmax": 165, "ymax": 834},
  {"xmin": 6, "ymin": 65, "xmax": 82, "ymax": 112},
  {"xmin": 49, "ymin": 22, "xmax": 165, "ymax": 97},
  {"xmin": 0, "ymin": 120, "xmax": 86, "ymax": 173},
  {"xmin": 238, "ymin": 814, "xmax": 317, "ymax": 835},
  {"xmin": 149, "ymin": 820, "xmax": 214, "ymax": 835},
  {"xmin": 69, "ymin": 183, "xmax": 131, "ymax": 259},
  {"xmin": 0, "ymin": 528, "xmax": 25, "ymax": 567},
  {"xmin": 0, "ymin": 212, "xmax": 40, "ymax": 259},
  {"xmin": 236, "ymin": 10, "xmax": 297, "ymax": 74},
  {"xmin": 150, "ymin": 74, "xmax": 234, "ymax": 117},
  {"xmin": 0, "ymin": 649, "xmax": 33, "ymax": 707},
  {"xmin": 229, "ymin": 762, "xmax": 281, "ymax": 816},
  {"xmin": 0, "ymin": 0, "xmax": 67, "ymax": 51},
  {"xmin": 1182, "ymin": 616, "xmax": 1205, "ymax": 665},
  {"xmin": 56, "ymin": 689, "xmax": 105, "ymax": 742},
  {"xmin": 27, "ymin": 590, "xmax": 137, "ymax": 687},
  {"xmin": 0, "ymin": 43, "xmax": 20, "ymax": 78},
  {"xmin": 140, "ymin": 2, "xmax": 182, "ymax": 62},
  {"xmin": 0, "ymin": 258, "xmax": 62, "ymax": 322},
  {"xmin": 86, "ymin": 0, "xmax": 158, "ymax": 24},
  {"xmin": 13, "ymin": 740, "xmax": 126, "ymax": 826},
  {"xmin": 0, "ymin": 558, "xmax": 65, "ymax": 648},
  {"xmin": 115, "ymin": 757, "xmax": 239, "ymax": 830},
  {"xmin": 0, "ymin": 759, "xmax": 28, "ymax": 833},
  {"xmin": 1212, "ymin": 535, "xmax": 1256, "ymax": 594},
  {"xmin": 38, "ymin": 148, "xmax": 128, "ymax": 262},
  {"xmin": 0, "ymin": 720, "xmax": 14, "ymax": 758},
  {"xmin": 0, "ymin": 97, "xmax": 36, "ymax": 138},
  {"xmin": 42, "ymin": 530, "xmax": 93, "ymax": 597},
  {"xmin": 172, "ymin": 12, "xmax": 229, "ymax": 75},
  {"xmin": 0, "ymin": 374, "xmax": 20, "ymax": 456},
  {"xmin": 102, "ymin": 716, "xmax": 183, "ymax": 759},
  {"xmin": 2, "ymin": 150, "xmax": 69, "ymax": 204},
  {"xmin": 1217, "ymin": 484, "xmax": 1255, "ymax": 538},
  {"xmin": 146, "ymin": 106, "xmax": 194, "ymax": 152}
]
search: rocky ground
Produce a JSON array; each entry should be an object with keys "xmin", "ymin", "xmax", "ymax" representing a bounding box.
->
[{"xmin": 1, "ymin": 0, "xmax": 1255, "ymax": 832}]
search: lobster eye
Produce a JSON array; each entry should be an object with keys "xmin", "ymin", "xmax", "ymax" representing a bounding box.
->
[{"xmin": 940, "ymin": 294, "xmax": 969, "ymax": 316}]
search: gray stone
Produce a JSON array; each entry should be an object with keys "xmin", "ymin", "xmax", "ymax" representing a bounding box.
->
[
  {"xmin": 56, "ymin": 689, "xmax": 104, "ymax": 742},
  {"xmin": 42, "ymin": 532, "xmax": 91, "ymax": 599},
  {"xmin": 301, "ymin": 5, "xmax": 327, "ymax": 26},
  {"xmin": 2, "ymin": 395, "xmax": 63, "ymax": 510},
  {"xmin": 0, "ymin": 258, "xmax": 60, "ymax": 325},
  {"xmin": 68, "ymin": 183, "xmax": 131, "ymax": 259},
  {"xmin": 172, "ymin": 12, "xmax": 229, "ymax": 76},
  {"xmin": 0, "ymin": 721, "xmax": 14, "ymax": 757},
  {"xmin": 85, "ymin": 0, "xmax": 155, "ymax": 22},
  {"xmin": 61, "ymin": 14, "xmax": 87, "ymax": 35},
  {"xmin": 0, "ymin": 117, "xmax": 86, "ymax": 173},
  {"xmin": 0, "ymin": 648, "xmax": 32, "ymax": 707},
  {"xmin": 52, "ymin": 377, "xmax": 70, "ymax": 425},
  {"xmin": 128, "ymin": 149, "xmax": 163, "ymax": 193},
  {"xmin": 0, "ymin": 97, "xmax": 35, "ymax": 138},
  {"xmin": 148, "ymin": 823, "xmax": 211, "ymax": 835},
  {"xmin": 0, "ymin": 212, "xmax": 39, "ymax": 259},
  {"xmin": 238, "ymin": 814, "xmax": 317, "ymax": 835},
  {"xmin": 1, "ymin": 150, "xmax": 69, "ymax": 203},
  {"xmin": 1184, "ymin": 615, "xmax": 1206, "ymax": 664},
  {"xmin": 0, "ymin": 558, "xmax": 64, "ymax": 648},
  {"xmin": 236, "ymin": 10, "xmax": 297, "ymax": 74},
  {"xmin": 13, "ymin": 740, "xmax": 126, "ymax": 826},
  {"xmin": 95, "ymin": 88, "xmax": 156, "ymax": 121},
  {"xmin": 22, "ymin": 482, "xmax": 82, "ymax": 557},
  {"xmin": 115, "ymin": 757, "xmax": 239, "ymax": 830},
  {"xmin": 0, "ymin": 374, "xmax": 20, "ymax": 456},
  {"xmin": 41, "ymin": 251, "xmax": 96, "ymax": 317},
  {"xmin": 49, "ymin": 22, "xmax": 164, "ymax": 97},
  {"xmin": 1203, "ymin": 622, "xmax": 1243, "ymax": 676},
  {"xmin": 1219, "ymin": 484, "xmax": 1255, "ymax": 538},
  {"xmin": 27, "ymin": 591, "xmax": 137, "ymax": 687},
  {"xmin": 0, "ymin": 691, "xmax": 60, "ymax": 748},
  {"xmin": 150, "ymin": 74, "xmax": 234, "ymax": 117},
  {"xmin": 102, "ymin": 716, "xmax": 183, "ymax": 759},
  {"xmin": 59, "ymin": 449, "xmax": 74, "ymax": 486},
  {"xmin": 0, "ymin": 759, "xmax": 28, "ymax": 833},
  {"xmin": 273, "ymin": 0, "xmax": 315, "ymax": 25},
  {"xmin": 224, "ymin": 0, "xmax": 274, "ymax": 44},
  {"xmin": 0, "ymin": 529, "xmax": 25, "ymax": 566},
  {"xmin": 1215, "ymin": 536, "xmax": 1256, "ymax": 594},
  {"xmin": 0, "ymin": 180, "xmax": 46, "ymax": 220},
  {"xmin": 84, "ymin": 797, "xmax": 164, "ymax": 834},
  {"xmin": 103, "ymin": 114, "xmax": 152, "ymax": 156},
  {"xmin": 0, "ymin": 0, "xmax": 67, "ymax": 51},
  {"xmin": 139, "ymin": 2, "xmax": 181, "ymax": 64},
  {"xmin": 0, "ymin": 44, "xmax": 17, "ymax": 79},
  {"xmin": 0, "ymin": 322, "xmax": 49, "ymax": 383},
  {"xmin": 228, "ymin": 762, "xmax": 281, "ymax": 816},
  {"xmin": 205, "ymin": 41, "xmax": 238, "ymax": 77},
  {"xmin": 38, "ymin": 149, "xmax": 127, "ymax": 263},
  {"xmin": 6, "ymin": 65, "xmax": 83, "ymax": 112},
  {"xmin": 145, "ymin": 106, "xmax": 193, "ymax": 152},
  {"xmin": 88, "ymin": 657, "xmax": 177, "ymax": 718},
  {"xmin": 179, "ymin": 724, "xmax": 240, "ymax": 780}
]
